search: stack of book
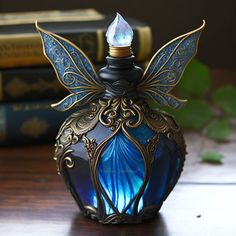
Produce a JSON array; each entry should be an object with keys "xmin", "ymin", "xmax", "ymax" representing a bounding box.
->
[{"xmin": 0, "ymin": 9, "xmax": 152, "ymax": 146}]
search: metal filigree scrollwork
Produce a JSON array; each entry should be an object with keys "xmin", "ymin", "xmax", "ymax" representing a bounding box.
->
[
  {"xmin": 144, "ymin": 110, "xmax": 172, "ymax": 133},
  {"xmin": 54, "ymin": 127, "xmax": 79, "ymax": 175},
  {"xmin": 146, "ymin": 134, "xmax": 159, "ymax": 164},
  {"xmin": 53, "ymin": 98, "xmax": 186, "ymax": 224},
  {"xmin": 57, "ymin": 102, "xmax": 100, "ymax": 138},
  {"xmin": 144, "ymin": 108, "xmax": 186, "ymax": 158},
  {"xmin": 98, "ymin": 98, "xmax": 144, "ymax": 130},
  {"xmin": 147, "ymin": 134, "xmax": 160, "ymax": 154},
  {"xmin": 54, "ymin": 103, "xmax": 101, "ymax": 175},
  {"xmin": 63, "ymin": 156, "xmax": 74, "ymax": 168},
  {"xmin": 82, "ymin": 136, "xmax": 97, "ymax": 160}
]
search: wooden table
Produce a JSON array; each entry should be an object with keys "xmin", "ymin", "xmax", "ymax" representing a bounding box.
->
[{"xmin": 0, "ymin": 133, "xmax": 235, "ymax": 236}]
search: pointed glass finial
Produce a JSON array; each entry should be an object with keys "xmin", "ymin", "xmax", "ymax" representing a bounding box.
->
[{"xmin": 106, "ymin": 13, "xmax": 133, "ymax": 47}]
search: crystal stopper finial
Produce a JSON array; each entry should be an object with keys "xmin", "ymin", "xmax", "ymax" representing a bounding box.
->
[{"xmin": 106, "ymin": 13, "xmax": 133, "ymax": 47}]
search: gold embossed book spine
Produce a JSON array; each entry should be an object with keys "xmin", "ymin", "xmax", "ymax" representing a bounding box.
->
[
  {"xmin": 36, "ymin": 13, "xmax": 205, "ymax": 224},
  {"xmin": 0, "ymin": 100, "xmax": 71, "ymax": 145},
  {"xmin": 0, "ymin": 10, "xmax": 151, "ymax": 68}
]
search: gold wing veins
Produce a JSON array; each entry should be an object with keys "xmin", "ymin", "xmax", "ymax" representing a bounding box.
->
[
  {"xmin": 137, "ymin": 21, "xmax": 205, "ymax": 109},
  {"xmin": 35, "ymin": 21, "xmax": 105, "ymax": 111}
]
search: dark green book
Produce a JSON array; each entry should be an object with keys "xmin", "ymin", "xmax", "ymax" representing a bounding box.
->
[
  {"xmin": 0, "ymin": 10, "xmax": 152, "ymax": 68},
  {"xmin": 0, "ymin": 66, "xmax": 67, "ymax": 102},
  {"xmin": 0, "ymin": 100, "xmax": 72, "ymax": 146},
  {"xmin": 0, "ymin": 62, "xmax": 149, "ymax": 102}
]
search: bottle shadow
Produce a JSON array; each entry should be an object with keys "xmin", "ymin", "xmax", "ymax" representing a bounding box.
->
[{"xmin": 68, "ymin": 212, "xmax": 169, "ymax": 236}]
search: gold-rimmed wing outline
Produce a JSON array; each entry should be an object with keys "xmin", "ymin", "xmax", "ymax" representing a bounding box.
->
[{"xmin": 36, "ymin": 21, "xmax": 105, "ymax": 111}]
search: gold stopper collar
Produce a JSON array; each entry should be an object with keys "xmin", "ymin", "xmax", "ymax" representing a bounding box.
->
[{"xmin": 109, "ymin": 46, "xmax": 133, "ymax": 58}]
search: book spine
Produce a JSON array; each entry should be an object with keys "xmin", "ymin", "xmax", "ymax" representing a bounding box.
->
[
  {"xmin": 0, "ymin": 67, "xmax": 67, "ymax": 102},
  {"xmin": 0, "ymin": 27, "xmax": 152, "ymax": 68},
  {"xmin": 0, "ymin": 62, "xmax": 149, "ymax": 102},
  {"xmin": 0, "ymin": 100, "xmax": 72, "ymax": 145}
]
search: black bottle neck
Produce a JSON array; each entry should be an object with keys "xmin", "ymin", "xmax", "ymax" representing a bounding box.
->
[{"xmin": 98, "ymin": 56, "xmax": 143, "ymax": 100}]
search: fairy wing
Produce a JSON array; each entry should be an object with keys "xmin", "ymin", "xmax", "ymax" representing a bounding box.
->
[
  {"xmin": 138, "ymin": 21, "xmax": 205, "ymax": 109},
  {"xmin": 36, "ymin": 22, "xmax": 104, "ymax": 111}
]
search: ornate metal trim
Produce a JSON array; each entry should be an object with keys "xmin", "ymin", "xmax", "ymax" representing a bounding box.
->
[
  {"xmin": 53, "ymin": 98, "xmax": 186, "ymax": 224},
  {"xmin": 98, "ymin": 98, "xmax": 144, "ymax": 130},
  {"xmin": 54, "ymin": 102, "xmax": 100, "ymax": 175},
  {"xmin": 143, "ymin": 108, "xmax": 186, "ymax": 156}
]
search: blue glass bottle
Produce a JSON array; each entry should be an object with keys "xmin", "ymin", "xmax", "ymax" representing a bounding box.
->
[{"xmin": 36, "ymin": 13, "xmax": 205, "ymax": 224}]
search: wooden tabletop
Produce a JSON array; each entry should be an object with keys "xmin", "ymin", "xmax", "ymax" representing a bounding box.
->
[{"xmin": 0, "ymin": 132, "xmax": 235, "ymax": 236}]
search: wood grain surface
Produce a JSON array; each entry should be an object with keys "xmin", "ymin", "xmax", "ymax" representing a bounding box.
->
[{"xmin": 0, "ymin": 132, "xmax": 235, "ymax": 236}]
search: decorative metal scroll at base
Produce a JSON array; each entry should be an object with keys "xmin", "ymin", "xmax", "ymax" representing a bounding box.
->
[
  {"xmin": 54, "ymin": 98, "xmax": 186, "ymax": 224},
  {"xmin": 83, "ymin": 204, "xmax": 162, "ymax": 224}
]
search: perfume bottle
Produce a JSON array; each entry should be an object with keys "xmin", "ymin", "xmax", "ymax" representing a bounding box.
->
[{"xmin": 36, "ymin": 13, "xmax": 205, "ymax": 224}]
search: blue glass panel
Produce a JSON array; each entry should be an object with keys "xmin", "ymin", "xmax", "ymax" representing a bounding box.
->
[
  {"xmin": 65, "ymin": 123, "xmax": 112, "ymax": 208},
  {"xmin": 126, "ymin": 123, "xmax": 156, "ymax": 146},
  {"xmin": 97, "ymin": 131, "xmax": 145, "ymax": 214},
  {"xmin": 164, "ymin": 137, "xmax": 182, "ymax": 188},
  {"xmin": 142, "ymin": 134, "xmax": 182, "ymax": 207},
  {"xmin": 66, "ymin": 156, "xmax": 97, "ymax": 207},
  {"xmin": 71, "ymin": 141, "xmax": 89, "ymax": 161},
  {"xmin": 87, "ymin": 123, "xmax": 112, "ymax": 145},
  {"xmin": 66, "ymin": 140, "xmax": 95, "ymax": 207}
]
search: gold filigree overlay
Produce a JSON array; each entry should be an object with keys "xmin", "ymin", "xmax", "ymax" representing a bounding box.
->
[
  {"xmin": 82, "ymin": 136, "xmax": 97, "ymax": 160},
  {"xmin": 99, "ymin": 98, "xmax": 144, "ymax": 130},
  {"xmin": 53, "ymin": 98, "xmax": 186, "ymax": 223},
  {"xmin": 54, "ymin": 98, "xmax": 186, "ymax": 172}
]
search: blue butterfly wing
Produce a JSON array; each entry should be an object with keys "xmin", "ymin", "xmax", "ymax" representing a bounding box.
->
[
  {"xmin": 36, "ymin": 23, "xmax": 104, "ymax": 111},
  {"xmin": 138, "ymin": 21, "xmax": 205, "ymax": 108}
]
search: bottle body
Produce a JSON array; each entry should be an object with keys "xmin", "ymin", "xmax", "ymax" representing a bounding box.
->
[{"xmin": 54, "ymin": 98, "xmax": 185, "ymax": 224}]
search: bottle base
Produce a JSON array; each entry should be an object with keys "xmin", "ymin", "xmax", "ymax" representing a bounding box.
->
[{"xmin": 83, "ymin": 204, "xmax": 162, "ymax": 224}]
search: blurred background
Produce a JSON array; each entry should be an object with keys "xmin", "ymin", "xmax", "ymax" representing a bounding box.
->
[
  {"xmin": 0, "ymin": 1, "xmax": 236, "ymax": 235},
  {"xmin": 0, "ymin": 0, "xmax": 235, "ymax": 69},
  {"xmin": 0, "ymin": 0, "xmax": 235, "ymax": 154}
]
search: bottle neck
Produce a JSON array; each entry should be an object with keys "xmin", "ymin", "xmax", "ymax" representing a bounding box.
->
[{"xmin": 98, "ymin": 56, "xmax": 143, "ymax": 100}]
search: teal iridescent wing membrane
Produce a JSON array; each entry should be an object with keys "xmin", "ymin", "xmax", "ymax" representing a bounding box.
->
[
  {"xmin": 138, "ymin": 21, "xmax": 205, "ymax": 109},
  {"xmin": 36, "ymin": 22, "xmax": 105, "ymax": 111}
]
